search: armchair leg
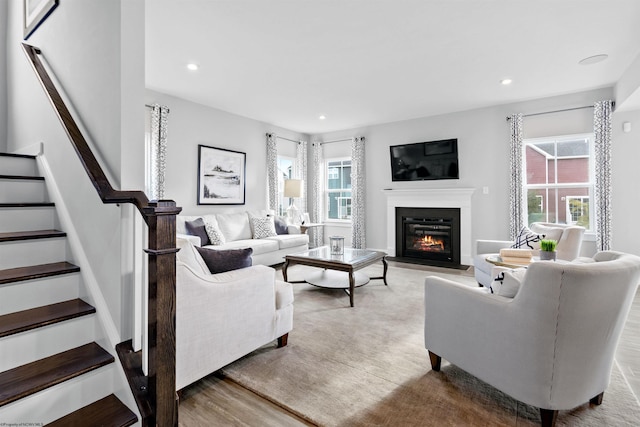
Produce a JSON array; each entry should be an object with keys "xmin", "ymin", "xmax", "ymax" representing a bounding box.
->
[
  {"xmin": 277, "ymin": 333, "xmax": 289, "ymax": 348},
  {"xmin": 590, "ymin": 392, "xmax": 604, "ymax": 405},
  {"xmin": 539, "ymin": 408, "xmax": 558, "ymax": 427},
  {"xmin": 428, "ymin": 351, "xmax": 441, "ymax": 372}
]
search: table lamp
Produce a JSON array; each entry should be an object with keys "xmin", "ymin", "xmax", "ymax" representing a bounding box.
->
[{"xmin": 284, "ymin": 179, "xmax": 303, "ymax": 224}]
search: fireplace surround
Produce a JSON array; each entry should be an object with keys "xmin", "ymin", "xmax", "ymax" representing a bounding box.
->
[{"xmin": 382, "ymin": 188, "xmax": 474, "ymax": 267}]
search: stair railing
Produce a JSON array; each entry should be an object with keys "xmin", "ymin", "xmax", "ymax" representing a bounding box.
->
[{"xmin": 22, "ymin": 43, "xmax": 180, "ymax": 426}]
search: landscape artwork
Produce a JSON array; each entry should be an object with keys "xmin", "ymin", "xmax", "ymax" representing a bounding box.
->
[{"xmin": 197, "ymin": 145, "xmax": 246, "ymax": 205}]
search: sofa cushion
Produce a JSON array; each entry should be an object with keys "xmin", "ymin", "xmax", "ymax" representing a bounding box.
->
[
  {"xmin": 204, "ymin": 217, "xmax": 226, "ymax": 245},
  {"xmin": 266, "ymin": 233, "xmax": 309, "ymax": 250},
  {"xmin": 251, "ymin": 216, "xmax": 278, "ymax": 239},
  {"xmin": 275, "ymin": 280, "xmax": 294, "ymax": 309},
  {"xmin": 511, "ymin": 226, "xmax": 544, "ymax": 250},
  {"xmin": 176, "ymin": 238, "xmax": 209, "ymax": 274},
  {"xmin": 216, "ymin": 212, "xmax": 252, "ymax": 241},
  {"xmin": 205, "ymin": 238, "xmax": 279, "ymax": 255},
  {"xmin": 529, "ymin": 223, "xmax": 564, "ymax": 243},
  {"xmin": 185, "ymin": 218, "xmax": 210, "ymax": 246},
  {"xmin": 195, "ymin": 246, "xmax": 253, "ymax": 274}
]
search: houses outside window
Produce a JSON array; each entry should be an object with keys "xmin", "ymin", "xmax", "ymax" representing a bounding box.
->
[
  {"xmin": 524, "ymin": 133, "xmax": 594, "ymax": 231},
  {"xmin": 326, "ymin": 158, "xmax": 351, "ymax": 221}
]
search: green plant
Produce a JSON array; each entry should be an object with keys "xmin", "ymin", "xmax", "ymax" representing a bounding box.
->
[{"xmin": 540, "ymin": 239, "xmax": 558, "ymax": 252}]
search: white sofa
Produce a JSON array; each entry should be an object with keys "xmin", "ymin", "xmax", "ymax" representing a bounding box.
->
[
  {"xmin": 177, "ymin": 210, "xmax": 309, "ymax": 266},
  {"xmin": 175, "ymin": 238, "xmax": 294, "ymax": 390},
  {"xmin": 425, "ymin": 251, "xmax": 640, "ymax": 426},
  {"xmin": 474, "ymin": 222, "xmax": 585, "ymax": 287}
]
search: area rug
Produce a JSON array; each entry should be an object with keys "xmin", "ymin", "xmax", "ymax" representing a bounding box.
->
[{"xmin": 221, "ymin": 263, "xmax": 640, "ymax": 426}]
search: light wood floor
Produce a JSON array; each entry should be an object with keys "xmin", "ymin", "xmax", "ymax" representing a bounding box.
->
[{"xmin": 178, "ymin": 262, "xmax": 640, "ymax": 426}]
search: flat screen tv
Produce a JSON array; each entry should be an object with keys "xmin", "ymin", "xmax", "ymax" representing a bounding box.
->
[{"xmin": 390, "ymin": 138, "xmax": 459, "ymax": 181}]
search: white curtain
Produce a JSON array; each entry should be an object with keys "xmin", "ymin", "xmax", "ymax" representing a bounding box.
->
[
  {"xmin": 149, "ymin": 104, "xmax": 169, "ymax": 200},
  {"xmin": 266, "ymin": 133, "xmax": 278, "ymax": 212},
  {"xmin": 508, "ymin": 113, "xmax": 524, "ymax": 240},
  {"xmin": 294, "ymin": 140, "xmax": 308, "ymax": 215},
  {"xmin": 351, "ymin": 137, "xmax": 366, "ymax": 249},
  {"xmin": 310, "ymin": 141, "xmax": 324, "ymax": 248},
  {"xmin": 594, "ymin": 100, "xmax": 613, "ymax": 251}
]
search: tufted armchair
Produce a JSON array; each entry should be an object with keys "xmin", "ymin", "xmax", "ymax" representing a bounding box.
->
[
  {"xmin": 474, "ymin": 222, "xmax": 585, "ymax": 287},
  {"xmin": 425, "ymin": 251, "xmax": 640, "ymax": 427}
]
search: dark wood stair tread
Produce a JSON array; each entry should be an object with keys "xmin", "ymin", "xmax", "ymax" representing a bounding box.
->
[
  {"xmin": 0, "ymin": 202, "xmax": 55, "ymax": 208},
  {"xmin": 46, "ymin": 394, "xmax": 138, "ymax": 427},
  {"xmin": 0, "ymin": 262, "xmax": 80, "ymax": 285},
  {"xmin": 0, "ymin": 342, "xmax": 114, "ymax": 407},
  {"xmin": 0, "ymin": 299, "xmax": 95, "ymax": 338},
  {"xmin": 0, "ymin": 229, "xmax": 66, "ymax": 243},
  {"xmin": 0, "ymin": 174, "xmax": 44, "ymax": 180}
]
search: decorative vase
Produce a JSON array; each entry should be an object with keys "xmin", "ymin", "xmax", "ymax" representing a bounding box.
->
[{"xmin": 539, "ymin": 250, "xmax": 556, "ymax": 261}]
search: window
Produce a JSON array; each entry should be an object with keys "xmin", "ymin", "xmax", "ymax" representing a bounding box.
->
[
  {"xmin": 524, "ymin": 134, "xmax": 594, "ymax": 231},
  {"xmin": 277, "ymin": 156, "xmax": 294, "ymax": 216},
  {"xmin": 326, "ymin": 158, "xmax": 351, "ymax": 221}
]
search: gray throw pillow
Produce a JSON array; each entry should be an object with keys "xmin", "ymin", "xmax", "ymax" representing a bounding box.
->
[
  {"xmin": 195, "ymin": 246, "xmax": 253, "ymax": 274},
  {"xmin": 185, "ymin": 218, "xmax": 210, "ymax": 246},
  {"xmin": 273, "ymin": 216, "xmax": 289, "ymax": 235}
]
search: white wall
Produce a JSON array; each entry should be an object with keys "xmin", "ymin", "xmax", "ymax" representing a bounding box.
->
[
  {"xmin": 0, "ymin": 1, "xmax": 7, "ymax": 151},
  {"xmin": 312, "ymin": 87, "xmax": 640, "ymax": 260},
  {"xmin": 5, "ymin": 0, "xmax": 145, "ymax": 339},
  {"xmin": 145, "ymin": 89, "xmax": 309, "ymax": 215}
]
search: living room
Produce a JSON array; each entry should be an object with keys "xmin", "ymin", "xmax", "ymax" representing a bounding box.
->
[{"xmin": 2, "ymin": 0, "xmax": 640, "ymax": 425}]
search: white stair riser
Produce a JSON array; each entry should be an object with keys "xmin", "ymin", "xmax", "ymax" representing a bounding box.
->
[
  {"xmin": 0, "ymin": 274, "xmax": 81, "ymax": 315},
  {"xmin": 0, "ymin": 206, "xmax": 56, "ymax": 232},
  {"xmin": 0, "ymin": 364, "xmax": 116, "ymax": 425},
  {"xmin": 0, "ymin": 315, "xmax": 97, "ymax": 372},
  {"xmin": 0, "ymin": 238, "xmax": 68, "ymax": 270},
  {"xmin": 0, "ymin": 156, "xmax": 38, "ymax": 176},
  {"xmin": 0, "ymin": 179, "xmax": 48, "ymax": 203}
]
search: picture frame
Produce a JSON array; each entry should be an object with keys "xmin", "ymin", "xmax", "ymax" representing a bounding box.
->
[
  {"xmin": 197, "ymin": 145, "xmax": 246, "ymax": 205},
  {"xmin": 24, "ymin": 0, "xmax": 58, "ymax": 40}
]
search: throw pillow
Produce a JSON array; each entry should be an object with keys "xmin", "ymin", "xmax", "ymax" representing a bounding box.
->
[
  {"xmin": 511, "ymin": 226, "xmax": 545, "ymax": 250},
  {"xmin": 497, "ymin": 268, "xmax": 527, "ymax": 298},
  {"xmin": 272, "ymin": 215, "xmax": 289, "ymax": 235},
  {"xmin": 251, "ymin": 216, "xmax": 277, "ymax": 239},
  {"xmin": 204, "ymin": 218, "xmax": 226, "ymax": 245},
  {"xmin": 195, "ymin": 246, "xmax": 253, "ymax": 274},
  {"xmin": 184, "ymin": 218, "xmax": 210, "ymax": 246}
]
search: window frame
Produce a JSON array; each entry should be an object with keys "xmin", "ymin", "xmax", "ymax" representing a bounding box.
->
[
  {"xmin": 523, "ymin": 133, "xmax": 595, "ymax": 235},
  {"xmin": 324, "ymin": 157, "xmax": 352, "ymax": 223}
]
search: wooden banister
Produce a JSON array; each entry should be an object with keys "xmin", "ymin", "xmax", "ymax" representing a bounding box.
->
[{"xmin": 22, "ymin": 43, "xmax": 180, "ymax": 426}]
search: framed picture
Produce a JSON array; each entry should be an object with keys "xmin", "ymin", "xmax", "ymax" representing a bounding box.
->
[
  {"xmin": 197, "ymin": 145, "xmax": 246, "ymax": 205},
  {"xmin": 24, "ymin": 0, "xmax": 58, "ymax": 40}
]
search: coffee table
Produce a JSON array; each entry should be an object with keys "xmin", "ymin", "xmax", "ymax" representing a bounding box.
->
[{"xmin": 283, "ymin": 246, "xmax": 388, "ymax": 307}]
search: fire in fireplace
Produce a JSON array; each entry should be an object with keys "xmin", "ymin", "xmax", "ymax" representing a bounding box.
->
[{"xmin": 395, "ymin": 207, "xmax": 461, "ymax": 268}]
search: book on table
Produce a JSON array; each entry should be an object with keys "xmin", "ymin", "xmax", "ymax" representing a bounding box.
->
[{"xmin": 499, "ymin": 248, "xmax": 533, "ymax": 265}]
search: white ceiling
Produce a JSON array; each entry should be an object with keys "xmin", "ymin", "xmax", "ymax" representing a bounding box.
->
[{"xmin": 145, "ymin": 0, "xmax": 640, "ymax": 135}]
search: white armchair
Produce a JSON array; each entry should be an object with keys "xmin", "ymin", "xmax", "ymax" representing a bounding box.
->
[
  {"xmin": 474, "ymin": 222, "xmax": 585, "ymax": 287},
  {"xmin": 175, "ymin": 238, "xmax": 294, "ymax": 390},
  {"xmin": 425, "ymin": 251, "xmax": 640, "ymax": 427}
]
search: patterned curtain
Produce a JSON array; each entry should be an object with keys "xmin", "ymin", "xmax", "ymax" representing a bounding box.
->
[
  {"xmin": 593, "ymin": 100, "xmax": 613, "ymax": 251},
  {"xmin": 508, "ymin": 113, "xmax": 524, "ymax": 240},
  {"xmin": 266, "ymin": 133, "xmax": 278, "ymax": 213},
  {"xmin": 351, "ymin": 137, "xmax": 366, "ymax": 249},
  {"xmin": 149, "ymin": 104, "xmax": 169, "ymax": 200},
  {"xmin": 294, "ymin": 140, "xmax": 308, "ymax": 215},
  {"xmin": 310, "ymin": 141, "xmax": 324, "ymax": 248}
]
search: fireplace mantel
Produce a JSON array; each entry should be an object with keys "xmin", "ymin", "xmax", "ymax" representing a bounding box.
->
[{"xmin": 382, "ymin": 188, "xmax": 475, "ymax": 266}]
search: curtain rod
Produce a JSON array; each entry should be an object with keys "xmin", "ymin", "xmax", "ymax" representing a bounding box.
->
[
  {"xmin": 265, "ymin": 133, "xmax": 302, "ymax": 144},
  {"xmin": 321, "ymin": 138, "xmax": 355, "ymax": 145},
  {"xmin": 145, "ymin": 104, "xmax": 170, "ymax": 113},
  {"xmin": 505, "ymin": 105, "xmax": 597, "ymax": 121}
]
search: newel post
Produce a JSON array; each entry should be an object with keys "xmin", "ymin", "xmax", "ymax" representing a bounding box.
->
[{"xmin": 143, "ymin": 200, "xmax": 182, "ymax": 426}]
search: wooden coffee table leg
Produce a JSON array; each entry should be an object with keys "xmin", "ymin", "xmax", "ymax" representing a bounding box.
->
[
  {"xmin": 282, "ymin": 260, "xmax": 290, "ymax": 282},
  {"xmin": 349, "ymin": 271, "xmax": 355, "ymax": 307},
  {"xmin": 382, "ymin": 256, "xmax": 388, "ymax": 286}
]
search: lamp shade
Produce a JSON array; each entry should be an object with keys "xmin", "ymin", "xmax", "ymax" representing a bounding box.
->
[{"xmin": 284, "ymin": 179, "xmax": 303, "ymax": 198}]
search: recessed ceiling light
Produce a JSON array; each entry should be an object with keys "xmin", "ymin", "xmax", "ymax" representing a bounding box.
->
[
  {"xmin": 186, "ymin": 63, "xmax": 199, "ymax": 71},
  {"xmin": 318, "ymin": 115, "xmax": 326, "ymax": 120},
  {"xmin": 500, "ymin": 79, "xmax": 513, "ymax": 85},
  {"xmin": 579, "ymin": 54, "xmax": 608, "ymax": 65}
]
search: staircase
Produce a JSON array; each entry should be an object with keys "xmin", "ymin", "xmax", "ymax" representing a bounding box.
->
[{"xmin": 0, "ymin": 153, "xmax": 137, "ymax": 426}]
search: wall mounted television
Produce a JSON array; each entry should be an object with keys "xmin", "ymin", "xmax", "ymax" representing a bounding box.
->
[{"xmin": 390, "ymin": 138, "xmax": 459, "ymax": 181}]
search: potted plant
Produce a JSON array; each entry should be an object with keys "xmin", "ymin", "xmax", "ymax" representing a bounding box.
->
[{"xmin": 539, "ymin": 239, "xmax": 558, "ymax": 261}]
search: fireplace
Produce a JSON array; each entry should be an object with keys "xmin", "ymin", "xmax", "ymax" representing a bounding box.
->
[{"xmin": 395, "ymin": 207, "xmax": 461, "ymax": 267}]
